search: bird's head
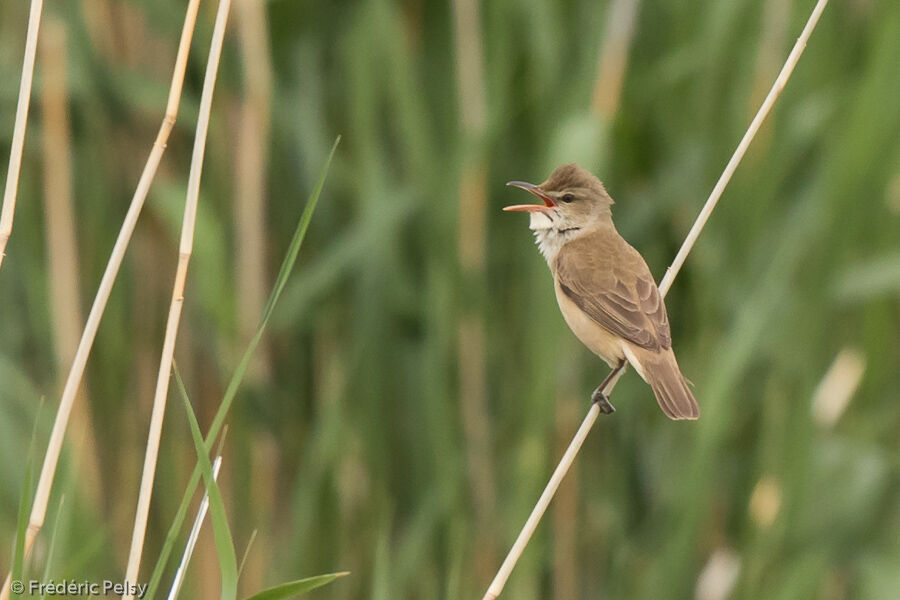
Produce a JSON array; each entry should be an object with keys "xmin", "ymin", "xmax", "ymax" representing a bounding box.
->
[{"xmin": 504, "ymin": 163, "xmax": 613, "ymax": 232}]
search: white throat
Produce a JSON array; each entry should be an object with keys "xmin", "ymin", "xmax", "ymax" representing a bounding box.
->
[{"xmin": 528, "ymin": 210, "xmax": 583, "ymax": 264}]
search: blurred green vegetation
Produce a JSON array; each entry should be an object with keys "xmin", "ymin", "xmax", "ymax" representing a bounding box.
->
[{"xmin": 2, "ymin": 0, "xmax": 900, "ymax": 598}]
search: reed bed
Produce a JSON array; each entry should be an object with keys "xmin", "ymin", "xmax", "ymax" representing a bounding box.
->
[{"xmin": 2, "ymin": 0, "xmax": 900, "ymax": 598}]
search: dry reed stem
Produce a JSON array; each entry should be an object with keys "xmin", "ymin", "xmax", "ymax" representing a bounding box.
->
[
  {"xmin": 452, "ymin": 0, "xmax": 498, "ymax": 581},
  {"xmin": 233, "ymin": 2, "xmax": 275, "ymax": 590},
  {"xmin": 122, "ymin": 0, "xmax": 231, "ymax": 595},
  {"xmin": 0, "ymin": 2, "xmax": 202, "ymax": 598},
  {"xmin": 234, "ymin": 0, "xmax": 274, "ymax": 384},
  {"xmin": 39, "ymin": 16, "xmax": 102, "ymax": 509},
  {"xmin": 166, "ymin": 456, "xmax": 223, "ymax": 600},
  {"xmin": 591, "ymin": 0, "xmax": 640, "ymax": 120},
  {"xmin": 0, "ymin": 0, "xmax": 43, "ymax": 270},
  {"xmin": 40, "ymin": 19, "xmax": 81, "ymax": 394},
  {"xmin": 452, "ymin": 0, "xmax": 486, "ymax": 135},
  {"xmin": 78, "ymin": 0, "xmax": 116, "ymax": 60},
  {"xmin": 482, "ymin": 0, "xmax": 830, "ymax": 597},
  {"xmin": 750, "ymin": 0, "xmax": 793, "ymax": 117}
]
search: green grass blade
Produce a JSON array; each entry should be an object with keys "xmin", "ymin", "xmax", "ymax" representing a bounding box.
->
[
  {"xmin": 237, "ymin": 529, "xmax": 258, "ymax": 580},
  {"xmin": 260, "ymin": 135, "xmax": 341, "ymax": 321},
  {"xmin": 145, "ymin": 137, "xmax": 339, "ymax": 599},
  {"xmin": 12, "ymin": 400, "xmax": 42, "ymax": 597},
  {"xmin": 242, "ymin": 572, "xmax": 349, "ymax": 600},
  {"xmin": 11, "ymin": 452, "xmax": 34, "ymax": 598},
  {"xmin": 145, "ymin": 469, "xmax": 199, "ymax": 600},
  {"xmin": 38, "ymin": 495, "xmax": 66, "ymax": 600},
  {"xmin": 175, "ymin": 368, "xmax": 237, "ymax": 600}
]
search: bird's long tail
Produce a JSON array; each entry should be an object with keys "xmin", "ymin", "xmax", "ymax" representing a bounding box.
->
[{"xmin": 631, "ymin": 347, "xmax": 700, "ymax": 420}]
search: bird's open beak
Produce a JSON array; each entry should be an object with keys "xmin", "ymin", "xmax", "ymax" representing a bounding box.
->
[{"xmin": 503, "ymin": 181, "xmax": 556, "ymax": 212}]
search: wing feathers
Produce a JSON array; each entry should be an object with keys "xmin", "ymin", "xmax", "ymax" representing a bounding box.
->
[{"xmin": 555, "ymin": 230, "xmax": 671, "ymax": 351}]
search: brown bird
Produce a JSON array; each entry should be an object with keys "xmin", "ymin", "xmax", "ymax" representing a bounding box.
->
[{"xmin": 504, "ymin": 164, "xmax": 699, "ymax": 420}]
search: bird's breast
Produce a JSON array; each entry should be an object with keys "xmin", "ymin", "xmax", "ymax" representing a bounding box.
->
[{"xmin": 553, "ymin": 280, "xmax": 626, "ymax": 368}]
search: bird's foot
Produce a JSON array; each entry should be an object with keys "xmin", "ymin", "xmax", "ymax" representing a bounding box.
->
[{"xmin": 590, "ymin": 387, "xmax": 616, "ymax": 414}]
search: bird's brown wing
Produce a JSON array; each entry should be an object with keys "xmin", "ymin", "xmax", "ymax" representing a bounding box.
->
[{"xmin": 554, "ymin": 230, "xmax": 671, "ymax": 351}]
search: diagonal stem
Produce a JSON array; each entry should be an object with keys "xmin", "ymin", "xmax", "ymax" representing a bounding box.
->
[
  {"xmin": 0, "ymin": 0, "xmax": 43, "ymax": 270},
  {"xmin": 482, "ymin": 0, "xmax": 830, "ymax": 597}
]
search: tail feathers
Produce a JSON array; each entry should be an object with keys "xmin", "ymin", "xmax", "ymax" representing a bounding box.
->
[{"xmin": 636, "ymin": 349, "xmax": 699, "ymax": 420}]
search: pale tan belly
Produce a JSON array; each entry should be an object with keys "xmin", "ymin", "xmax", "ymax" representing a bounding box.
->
[{"xmin": 554, "ymin": 282, "xmax": 626, "ymax": 369}]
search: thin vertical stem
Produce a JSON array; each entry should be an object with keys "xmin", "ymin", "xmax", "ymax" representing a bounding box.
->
[
  {"xmin": 0, "ymin": 0, "xmax": 43, "ymax": 269},
  {"xmin": 40, "ymin": 18, "xmax": 81, "ymax": 382},
  {"xmin": 452, "ymin": 0, "xmax": 497, "ymax": 582},
  {"xmin": 122, "ymin": 0, "xmax": 231, "ymax": 595},
  {"xmin": 590, "ymin": 0, "xmax": 641, "ymax": 120},
  {"xmin": 0, "ymin": 2, "xmax": 202, "ymax": 598},
  {"xmin": 39, "ymin": 14, "xmax": 102, "ymax": 509},
  {"xmin": 234, "ymin": 0, "xmax": 274, "ymax": 383},
  {"xmin": 232, "ymin": 1, "xmax": 275, "ymax": 590}
]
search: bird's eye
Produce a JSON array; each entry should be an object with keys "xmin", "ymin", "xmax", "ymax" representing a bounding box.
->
[{"xmin": 561, "ymin": 193, "xmax": 575, "ymax": 203}]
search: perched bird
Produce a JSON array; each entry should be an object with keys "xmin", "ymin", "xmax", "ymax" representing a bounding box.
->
[{"xmin": 504, "ymin": 164, "xmax": 699, "ymax": 420}]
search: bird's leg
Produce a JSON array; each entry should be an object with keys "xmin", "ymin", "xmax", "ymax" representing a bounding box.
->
[{"xmin": 591, "ymin": 360, "xmax": 626, "ymax": 414}]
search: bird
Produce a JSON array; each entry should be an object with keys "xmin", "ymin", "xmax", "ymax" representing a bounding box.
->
[{"xmin": 504, "ymin": 163, "xmax": 699, "ymax": 420}]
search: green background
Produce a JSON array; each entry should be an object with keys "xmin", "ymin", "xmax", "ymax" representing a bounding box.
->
[{"xmin": 2, "ymin": 0, "xmax": 900, "ymax": 598}]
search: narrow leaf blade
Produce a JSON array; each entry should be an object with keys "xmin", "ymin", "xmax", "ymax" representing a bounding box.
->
[
  {"xmin": 145, "ymin": 138, "xmax": 339, "ymax": 599},
  {"xmin": 12, "ymin": 401, "xmax": 42, "ymax": 597},
  {"xmin": 242, "ymin": 572, "xmax": 349, "ymax": 600},
  {"xmin": 175, "ymin": 369, "xmax": 238, "ymax": 600}
]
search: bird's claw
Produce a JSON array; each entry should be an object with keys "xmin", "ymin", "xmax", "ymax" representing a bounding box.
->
[{"xmin": 591, "ymin": 387, "xmax": 615, "ymax": 414}]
